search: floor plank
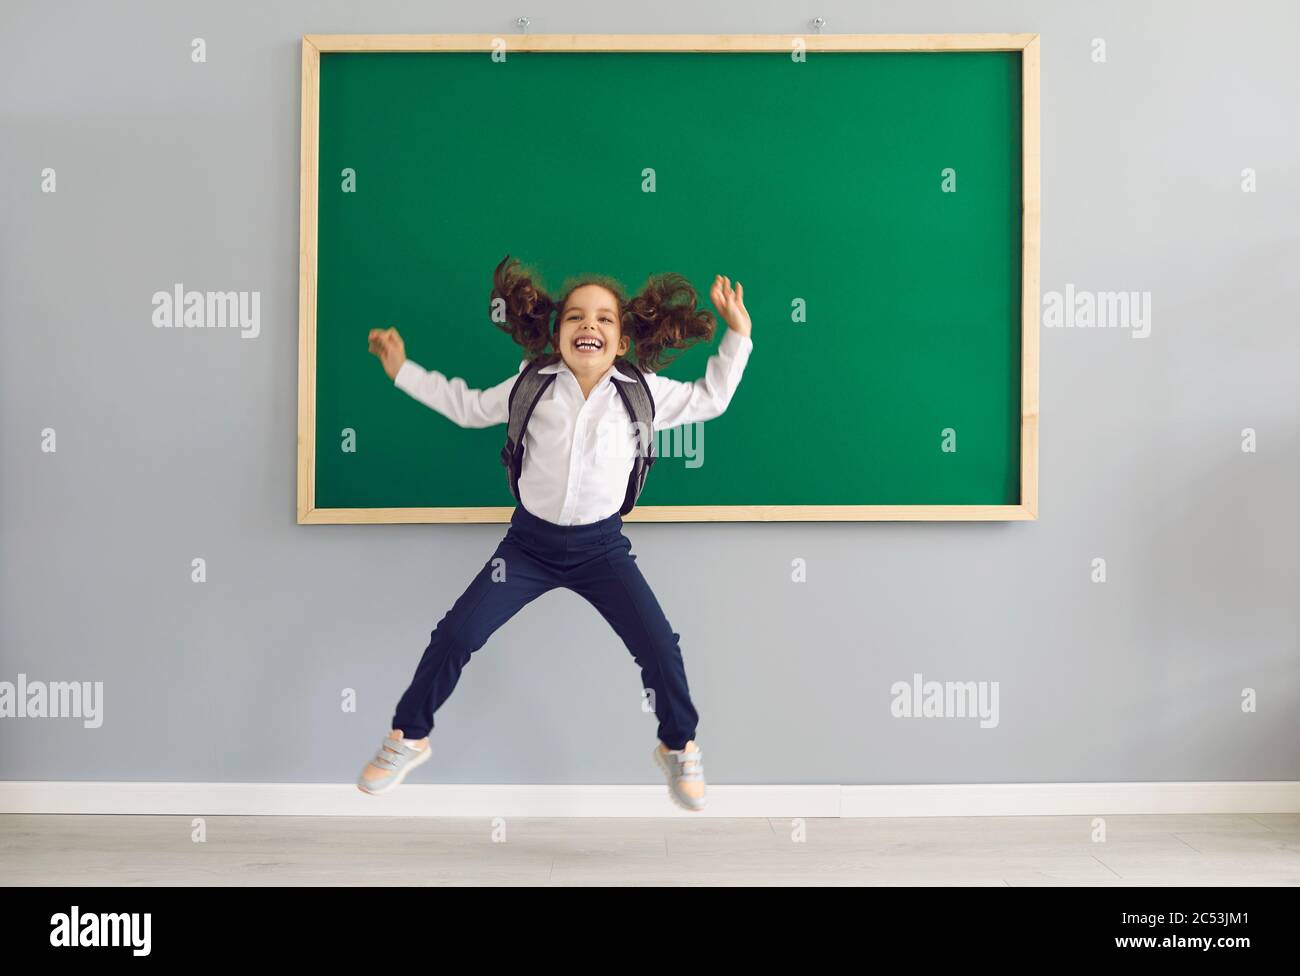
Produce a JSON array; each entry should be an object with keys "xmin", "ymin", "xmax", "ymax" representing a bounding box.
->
[{"xmin": 2, "ymin": 813, "xmax": 1297, "ymax": 885}]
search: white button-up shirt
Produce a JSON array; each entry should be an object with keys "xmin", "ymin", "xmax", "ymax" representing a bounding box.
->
[{"xmin": 393, "ymin": 328, "xmax": 754, "ymax": 525}]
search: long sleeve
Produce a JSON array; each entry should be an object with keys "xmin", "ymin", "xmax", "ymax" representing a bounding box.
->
[
  {"xmin": 644, "ymin": 327, "xmax": 753, "ymax": 432},
  {"xmin": 392, "ymin": 359, "xmax": 524, "ymax": 428}
]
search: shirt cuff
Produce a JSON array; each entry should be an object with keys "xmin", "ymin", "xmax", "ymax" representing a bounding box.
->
[
  {"xmin": 719, "ymin": 326, "xmax": 753, "ymax": 356},
  {"xmin": 394, "ymin": 359, "xmax": 423, "ymax": 391}
]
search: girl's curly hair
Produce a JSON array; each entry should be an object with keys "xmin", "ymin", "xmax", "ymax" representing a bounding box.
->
[{"xmin": 489, "ymin": 254, "xmax": 716, "ymax": 373}]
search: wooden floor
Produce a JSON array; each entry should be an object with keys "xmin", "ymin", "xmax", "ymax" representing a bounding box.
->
[{"xmin": 3, "ymin": 813, "xmax": 1298, "ymax": 885}]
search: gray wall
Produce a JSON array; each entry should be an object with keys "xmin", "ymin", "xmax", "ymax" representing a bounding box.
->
[{"xmin": 2, "ymin": 1, "xmax": 1296, "ymax": 785}]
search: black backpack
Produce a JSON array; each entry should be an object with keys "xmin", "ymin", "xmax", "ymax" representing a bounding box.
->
[{"xmin": 500, "ymin": 357, "xmax": 657, "ymax": 516}]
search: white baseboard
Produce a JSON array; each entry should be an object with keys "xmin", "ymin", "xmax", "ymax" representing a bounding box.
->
[{"xmin": 2, "ymin": 781, "xmax": 1297, "ymax": 818}]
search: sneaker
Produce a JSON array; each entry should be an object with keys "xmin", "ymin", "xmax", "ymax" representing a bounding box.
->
[
  {"xmin": 356, "ymin": 729, "xmax": 431, "ymax": 795},
  {"xmin": 653, "ymin": 741, "xmax": 706, "ymax": 812}
]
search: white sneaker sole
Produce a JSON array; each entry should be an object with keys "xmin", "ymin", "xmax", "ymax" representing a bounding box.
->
[
  {"xmin": 653, "ymin": 746, "xmax": 707, "ymax": 812},
  {"xmin": 357, "ymin": 742, "xmax": 433, "ymax": 796}
]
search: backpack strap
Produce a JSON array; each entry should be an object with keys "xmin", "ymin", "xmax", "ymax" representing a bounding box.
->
[
  {"xmin": 610, "ymin": 358, "xmax": 658, "ymax": 516},
  {"xmin": 500, "ymin": 361, "xmax": 557, "ymax": 504}
]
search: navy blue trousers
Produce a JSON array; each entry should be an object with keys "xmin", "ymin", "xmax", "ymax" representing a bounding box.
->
[{"xmin": 391, "ymin": 504, "xmax": 699, "ymax": 750}]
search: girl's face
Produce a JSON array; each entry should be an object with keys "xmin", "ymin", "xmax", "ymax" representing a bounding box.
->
[{"xmin": 556, "ymin": 284, "xmax": 631, "ymax": 374}]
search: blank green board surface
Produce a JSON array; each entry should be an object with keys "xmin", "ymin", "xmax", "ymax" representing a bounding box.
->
[{"xmin": 312, "ymin": 50, "xmax": 1023, "ymax": 510}]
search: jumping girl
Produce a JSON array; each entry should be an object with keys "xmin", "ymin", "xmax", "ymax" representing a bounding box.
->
[{"xmin": 358, "ymin": 255, "xmax": 753, "ymax": 811}]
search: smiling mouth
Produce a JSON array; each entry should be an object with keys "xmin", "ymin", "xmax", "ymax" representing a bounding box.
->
[{"xmin": 574, "ymin": 335, "xmax": 604, "ymax": 352}]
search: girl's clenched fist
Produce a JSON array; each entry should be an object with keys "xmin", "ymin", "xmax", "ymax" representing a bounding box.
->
[{"xmin": 368, "ymin": 327, "xmax": 406, "ymax": 380}]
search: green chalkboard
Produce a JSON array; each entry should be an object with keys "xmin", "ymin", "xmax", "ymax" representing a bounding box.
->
[{"xmin": 304, "ymin": 44, "xmax": 1030, "ymax": 521}]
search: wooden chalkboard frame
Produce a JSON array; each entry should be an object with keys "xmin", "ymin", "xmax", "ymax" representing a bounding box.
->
[{"xmin": 297, "ymin": 33, "xmax": 1040, "ymax": 523}]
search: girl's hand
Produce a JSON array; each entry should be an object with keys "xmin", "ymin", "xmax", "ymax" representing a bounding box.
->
[
  {"xmin": 368, "ymin": 326, "xmax": 406, "ymax": 380},
  {"xmin": 710, "ymin": 275, "xmax": 751, "ymax": 338}
]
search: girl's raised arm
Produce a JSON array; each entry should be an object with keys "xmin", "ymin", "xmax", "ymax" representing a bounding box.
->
[
  {"xmin": 392, "ymin": 359, "xmax": 524, "ymax": 428},
  {"xmin": 643, "ymin": 326, "xmax": 753, "ymax": 432},
  {"xmin": 369, "ymin": 325, "xmax": 520, "ymax": 428}
]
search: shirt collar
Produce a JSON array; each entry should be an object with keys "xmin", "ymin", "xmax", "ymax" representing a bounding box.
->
[{"xmin": 537, "ymin": 359, "xmax": 638, "ymax": 382}]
